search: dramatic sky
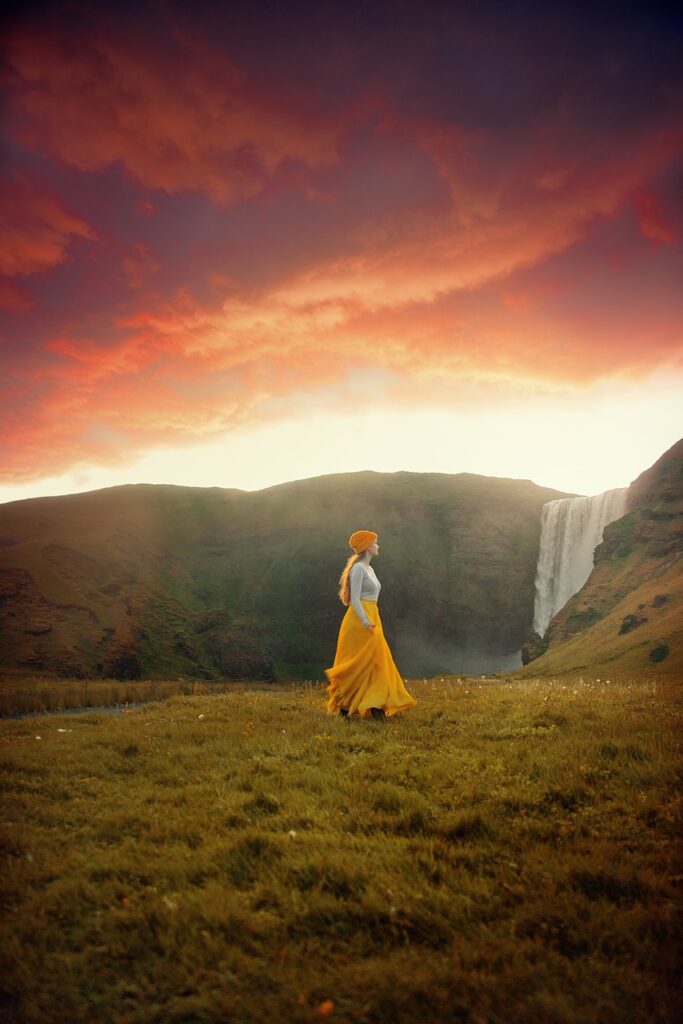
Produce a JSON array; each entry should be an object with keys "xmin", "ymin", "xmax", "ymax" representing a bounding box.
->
[{"xmin": 1, "ymin": 0, "xmax": 682, "ymax": 503}]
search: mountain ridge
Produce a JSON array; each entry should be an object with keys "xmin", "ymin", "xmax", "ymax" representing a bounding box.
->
[
  {"xmin": 0, "ymin": 471, "xmax": 568, "ymax": 680},
  {"xmin": 0, "ymin": 467, "xmax": 571, "ymax": 510}
]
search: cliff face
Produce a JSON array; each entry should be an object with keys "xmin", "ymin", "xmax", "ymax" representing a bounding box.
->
[
  {"xmin": 0, "ymin": 472, "xmax": 566, "ymax": 680},
  {"xmin": 627, "ymin": 439, "xmax": 683, "ymax": 512},
  {"xmin": 519, "ymin": 440, "xmax": 683, "ymax": 677}
]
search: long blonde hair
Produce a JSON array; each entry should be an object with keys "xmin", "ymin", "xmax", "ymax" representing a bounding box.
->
[{"xmin": 338, "ymin": 552, "xmax": 365, "ymax": 605}]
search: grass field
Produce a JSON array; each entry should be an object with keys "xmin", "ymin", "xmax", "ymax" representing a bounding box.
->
[
  {"xmin": 0, "ymin": 673, "xmax": 287, "ymax": 718},
  {"xmin": 1, "ymin": 677, "xmax": 681, "ymax": 1024}
]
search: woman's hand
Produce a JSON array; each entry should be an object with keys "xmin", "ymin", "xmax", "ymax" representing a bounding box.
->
[{"xmin": 364, "ymin": 622, "xmax": 376, "ymax": 632}]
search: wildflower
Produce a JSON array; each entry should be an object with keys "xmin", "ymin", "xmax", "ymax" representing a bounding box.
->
[
  {"xmin": 316, "ymin": 1000, "xmax": 334, "ymax": 1018},
  {"xmin": 35, "ymin": 735, "xmax": 41, "ymax": 740},
  {"xmin": 288, "ymin": 830, "xmax": 297, "ymax": 839},
  {"xmin": 198, "ymin": 714, "xmax": 205, "ymax": 720}
]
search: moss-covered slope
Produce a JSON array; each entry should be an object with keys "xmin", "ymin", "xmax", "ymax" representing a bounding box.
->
[{"xmin": 518, "ymin": 440, "xmax": 683, "ymax": 678}]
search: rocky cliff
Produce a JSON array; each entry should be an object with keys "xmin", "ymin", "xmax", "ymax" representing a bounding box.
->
[{"xmin": 519, "ymin": 440, "xmax": 683, "ymax": 677}]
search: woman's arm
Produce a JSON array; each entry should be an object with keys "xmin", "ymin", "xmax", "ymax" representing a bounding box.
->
[{"xmin": 349, "ymin": 563, "xmax": 371, "ymax": 627}]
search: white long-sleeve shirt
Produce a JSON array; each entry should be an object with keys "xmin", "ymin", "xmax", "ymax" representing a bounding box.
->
[{"xmin": 349, "ymin": 561, "xmax": 381, "ymax": 626}]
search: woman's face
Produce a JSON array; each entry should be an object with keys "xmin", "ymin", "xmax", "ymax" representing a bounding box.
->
[{"xmin": 369, "ymin": 539, "xmax": 380, "ymax": 556}]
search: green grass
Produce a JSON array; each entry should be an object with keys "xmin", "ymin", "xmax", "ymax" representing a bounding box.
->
[
  {"xmin": 1, "ymin": 678, "xmax": 681, "ymax": 1024},
  {"xmin": 522, "ymin": 544, "xmax": 683, "ymax": 679}
]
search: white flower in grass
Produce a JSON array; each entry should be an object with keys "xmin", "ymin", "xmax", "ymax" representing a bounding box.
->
[
  {"xmin": 35, "ymin": 735, "xmax": 41, "ymax": 740},
  {"xmin": 198, "ymin": 714, "xmax": 205, "ymax": 720},
  {"xmin": 288, "ymin": 830, "xmax": 297, "ymax": 839}
]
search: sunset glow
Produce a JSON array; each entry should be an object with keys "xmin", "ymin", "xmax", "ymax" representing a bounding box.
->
[{"xmin": 2, "ymin": 1, "xmax": 682, "ymax": 502}]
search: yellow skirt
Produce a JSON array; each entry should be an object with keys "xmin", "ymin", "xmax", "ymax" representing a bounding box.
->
[{"xmin": 325, "ymin": 600, "xmax": 417, "ymax": 718}]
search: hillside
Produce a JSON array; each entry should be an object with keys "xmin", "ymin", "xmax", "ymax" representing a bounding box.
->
[
  {"xmin": 0, "ymin": 472, "xmax": 566, "ymax": 680},
  {"xmin": 519, "ymin": 440, "xmax": 683, "ymax": 677}
]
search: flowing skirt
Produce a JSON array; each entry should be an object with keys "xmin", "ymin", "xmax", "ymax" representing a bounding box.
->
[{"xmin": 325, "ymin": 600, "xmax": 417, "ymax": 718}]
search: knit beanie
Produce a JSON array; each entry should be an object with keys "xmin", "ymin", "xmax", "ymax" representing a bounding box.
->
[{"xmin": 348, "ymin": 530, "xmax": 378, "ymax": 554}]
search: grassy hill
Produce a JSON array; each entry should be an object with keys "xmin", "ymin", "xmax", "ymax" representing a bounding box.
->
[
  {"xmin": 0, "ymin": 472, "xmax": 566, "ymax": 681},
  {"xmin": 1, "ymin": 678, "xmax": 680, "ymax": 1023},
  {"xmin": 519, "ymin": 440, "xmax": 683, "ymax": 678}
]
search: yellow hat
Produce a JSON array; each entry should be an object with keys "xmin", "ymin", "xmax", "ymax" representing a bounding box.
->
[{"xmin": 349, "ymin": 530, "xmax": 378, "ymax": 554}]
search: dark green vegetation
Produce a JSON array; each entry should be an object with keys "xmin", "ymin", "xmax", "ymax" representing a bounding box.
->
[
  {"xmin": 521, "ymin": 440, "xmax": 683, "ymax": 679},
  {"xmin": 0, "ymin": 472, "xmax": 566, "ymax": 681},
  {"xmin": 1, "ymin": 678, "xmax": 680, "ymax": 1024}
]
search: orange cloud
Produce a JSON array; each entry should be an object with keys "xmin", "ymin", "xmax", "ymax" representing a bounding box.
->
[
  {"xmin": 2, "ymin": 4, "xmax": 682, "ymax": 486},
  {"xmin": 0, "ymin": 327, "xmax": 349, "ymax": 482},
  {"xmin": 5, "ymin": 26, "xmax": 339, "ymax": 205},
  {"xmin": 2, "ymin": 218, "xmax": 680, "ymax": 484},
  {"xmin": 44, "ymin": 336, "xmax": 160, "ymax": 382},
  {"xmin": 0, "ymin": 181, "xmax": 95, "ymax": 276}
]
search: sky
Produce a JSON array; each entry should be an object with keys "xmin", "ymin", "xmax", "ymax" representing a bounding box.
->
[{"xmin": 1, "ymin": 0, "xmax": 682, "ymax": 504}]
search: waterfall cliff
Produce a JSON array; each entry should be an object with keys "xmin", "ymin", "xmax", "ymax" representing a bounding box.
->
[{"xmin": 533, "ymin": 488, "xmax": 628, "ymax": 636}]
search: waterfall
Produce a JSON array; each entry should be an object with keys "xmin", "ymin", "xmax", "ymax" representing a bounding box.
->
[{"xmin": 533, "ymin": 487, "xmax": 628, "ymax": 636}]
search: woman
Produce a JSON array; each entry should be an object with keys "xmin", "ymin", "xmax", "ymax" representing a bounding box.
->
[{"xmin": 325, "ymin": 529, "xmax": 417, "ymax": 721}]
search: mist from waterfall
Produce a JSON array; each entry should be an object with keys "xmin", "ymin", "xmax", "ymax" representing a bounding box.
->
[{"xmin": 533, "ymin": 488, "xmax": 628, "ymax": 636}]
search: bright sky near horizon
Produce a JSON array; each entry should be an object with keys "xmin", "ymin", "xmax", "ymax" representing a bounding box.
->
[{"xmin": 1, "ymin": 1, "xmax": 682, "ymax": 506}]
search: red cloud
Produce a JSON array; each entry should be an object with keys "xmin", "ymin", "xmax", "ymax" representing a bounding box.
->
[
  {"xmin": 2, "ymin": 6, "xmax": 682, "ymax": 485},
  {"xmin": 122, "ymin": 243, "xmax": 160, "ymax": 290},
  {"xmin": 634, "ymin": 189, "xmax": 679, "ymax": 246},
  {"xmin": 0, "ymin": 280, "xmax": 33, "ymax": 311},
  {"xmin": 0, "ymin": 181, "xmax": 95, "ymax": 276},
  {"xmin": 272, "ymin": 119, "xmax": 683, "ymax": 314},
  {"xmin": 5, "ymin": 26, "xmax": 339, "ymax": 205}
]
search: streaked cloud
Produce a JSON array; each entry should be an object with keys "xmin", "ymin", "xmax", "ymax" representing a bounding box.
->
[
  {"xmin": 4, "ymin": 19, "xmax": 339, "ymax": 205},
  {"xmin": 1, "ymin": 1, "xmax": 681, "ymax": 489},
  {"xmin": 0, "ymin": 180, "xmax": 95, "ymax": 276}
]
